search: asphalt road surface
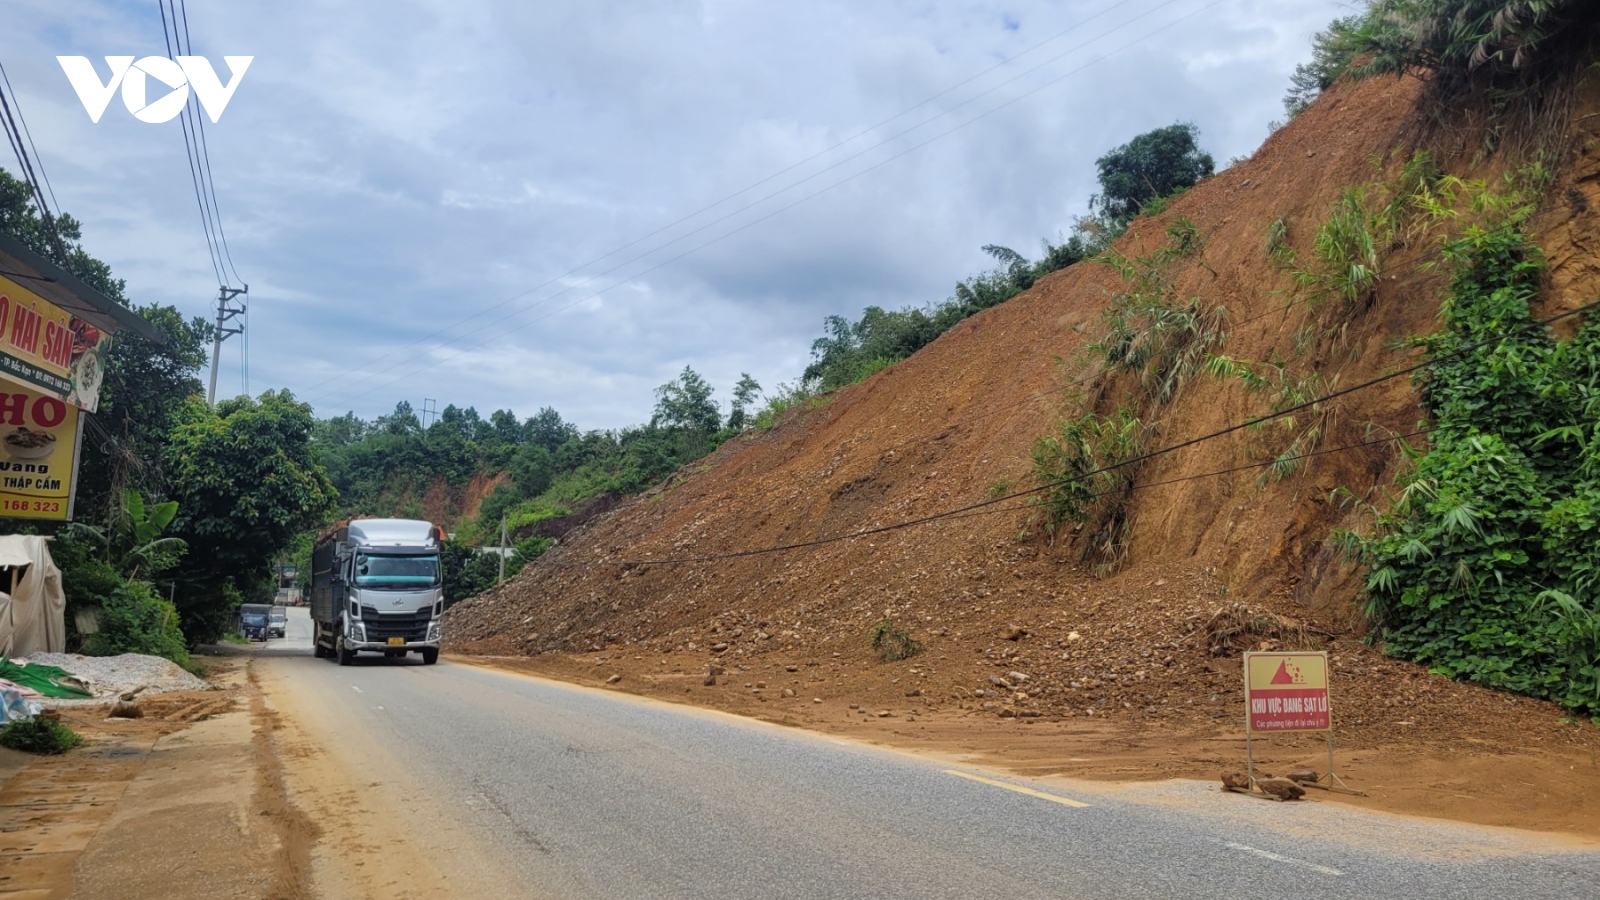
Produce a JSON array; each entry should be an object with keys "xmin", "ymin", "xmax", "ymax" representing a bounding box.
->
[{"xmin": 258, "ymin": 609, "xmax": 1599, "ymax": 899}]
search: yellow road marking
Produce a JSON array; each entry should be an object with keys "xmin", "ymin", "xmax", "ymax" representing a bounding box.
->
[{"xmin": 943, "ymin": 770, "xmax": 1090, "ymax": 808}]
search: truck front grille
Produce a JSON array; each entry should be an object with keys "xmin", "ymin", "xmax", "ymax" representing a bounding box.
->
[{"xmin": 358, "ymin": 605, "xmax": 431, "ymax": 641}]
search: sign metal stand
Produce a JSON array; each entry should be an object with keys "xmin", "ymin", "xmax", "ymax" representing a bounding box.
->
[{"xmin": 1235, "ymin": 651, "xmax": 1365, "ymax": 799}]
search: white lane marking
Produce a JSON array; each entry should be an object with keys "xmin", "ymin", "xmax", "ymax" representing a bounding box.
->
[
  {"xmin": 943, "ymin": 770, "xmax": 1090, "ymax": 808},
  {"xmin": 1226, "ymin": 842, "xmax": 1343, "ymax": 876},
  {"xmin": 350, "ymin": 685, "xmax": 363, "ymax": 693},
  {"xmin": 374, "ymin": 705, "xmax": 385, "ymax": 711}
]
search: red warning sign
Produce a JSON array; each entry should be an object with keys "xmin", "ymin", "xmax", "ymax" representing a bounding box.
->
[{"xmin": 1244, "ymin": 652, "xmax": 1330, "ymax": 733}]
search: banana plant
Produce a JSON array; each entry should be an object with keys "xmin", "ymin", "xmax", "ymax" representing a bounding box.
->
[{"xmin": 66, "ymin": 489, "xmax": 188, "ymax": 582}]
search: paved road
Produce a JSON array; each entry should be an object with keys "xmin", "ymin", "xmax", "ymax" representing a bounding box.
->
[{"xmin": 258, "ymin": 609, "xmax": 1598, "ymax": 899}]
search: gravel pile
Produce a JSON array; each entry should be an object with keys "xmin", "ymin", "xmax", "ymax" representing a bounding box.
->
[{"xmin": 23, "ymin": 653, "xmax": 210, "ymax": 700}]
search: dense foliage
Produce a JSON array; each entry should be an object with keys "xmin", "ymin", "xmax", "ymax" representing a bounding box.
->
[
  {"xmin": 1089, "ymin": 124, "xmax": 1214, "ymax": 231},
  {"xmin": 1284, "ymin": 1, "xmax": 1597, "ymax": 121},
  {"xmin": 164, "ymin": 391, "xmax": 336, "ymax": 639},
  {"xmin": 1350, "ymin": 217, "xmax": 1600, "ymax": 715},
  {"xmin": 3, "ymin": 168, "xmax": 335, "ymax": 652},
  {"xmin": 315, "ymin": 368, "xmax": 755, "ymax": 546}
]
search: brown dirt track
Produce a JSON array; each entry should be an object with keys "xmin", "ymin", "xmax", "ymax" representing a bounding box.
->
[{"xmin": 447, "ymin": 72, "xmax": 1600, "ymax": 837}]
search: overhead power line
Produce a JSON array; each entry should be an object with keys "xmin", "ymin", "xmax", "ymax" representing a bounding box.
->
[
  {"xmin": 522, "ymin": 299, "xmax": 1597, "ymax": 570},
  {"xmin": 158, "ymin": 0, "xmax": 226, "ymax": 286},
  {"xmin": 300, "ymin": 0, "xmax": 1170, "ymax": 400},
  {"xmin": 0, "ymin": 61, "xmax": 68, "ymax": 260},
  {"xmin": 0, "ymin": 59, "xmax": 61, "ymax": 220},
  {"xmin": 157, "ymin": 0, "xmax": 251, "ymax": 402},
  {"xmin": 315, "ymin": 0, "xmax": 1227, "ymax": 407},
  {"xmin": 178, "ymin": 0, "xmax": 246, "ymax": 287}
]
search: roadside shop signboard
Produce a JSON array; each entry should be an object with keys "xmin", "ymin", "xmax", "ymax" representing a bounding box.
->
[
  {"xmin": 0, "ymin": 382, "xmax": 82, "ymax": 521},
  {"xmin": 0, "ymin": 273, "xmax": 112, "ymax": 413},
  {"xmin": 1243, "ymin": 651, "xmax": 1331, "ymax": 733}
]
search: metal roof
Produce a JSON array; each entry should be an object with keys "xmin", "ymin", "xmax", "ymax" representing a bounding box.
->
[{"xmin": 0, "ymin": 229, "xmax": 166, "ymax": 344}]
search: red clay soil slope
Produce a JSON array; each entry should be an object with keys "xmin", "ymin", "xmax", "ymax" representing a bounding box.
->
[{"xmin": 445, "ymin": 71, "xmax": 1600, "ymax": 818}]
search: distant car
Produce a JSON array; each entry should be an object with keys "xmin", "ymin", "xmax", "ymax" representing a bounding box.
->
[{"xmin": 269, "ymin": 607, "xmax": 287, "ymax": 638}]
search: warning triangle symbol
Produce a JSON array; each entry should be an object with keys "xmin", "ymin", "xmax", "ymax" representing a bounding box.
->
[{"xmin": 1270, "ymin": 661, "xmax": 1296, "ymax": 685}]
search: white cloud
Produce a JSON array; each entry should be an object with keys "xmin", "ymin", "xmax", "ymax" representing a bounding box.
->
[{"xmin": 10, "ymin": 0, "xmax": 1350, "ymax": 428}]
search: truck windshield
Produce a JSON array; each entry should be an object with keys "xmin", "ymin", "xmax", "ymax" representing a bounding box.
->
[{"xmin": 354, "ymin": 553, "xmax": 440, "ymax": 588}]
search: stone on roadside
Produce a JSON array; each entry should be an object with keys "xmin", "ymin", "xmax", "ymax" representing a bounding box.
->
[
  {"xmin": 606, "ymin": 674, "xmax": 622, "ymax": 685},
  {"xmin": 1257, "ymin": 777, "xmax": 1306, "ymax": 801},
  {"xmin": 1221, "ymin": 772, "xmax": 1251, "ymax": 792},
  {"xmin": 1286, "ymin": 767, "xmax": 1320, "ymax": 784}
]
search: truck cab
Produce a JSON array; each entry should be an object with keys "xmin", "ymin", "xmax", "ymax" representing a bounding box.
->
[{"xmin": 310, "ymin": 518, "xmax": 446, "ymax": 666}]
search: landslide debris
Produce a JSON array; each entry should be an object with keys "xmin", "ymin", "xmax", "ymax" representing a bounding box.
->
[{"xmin": 447, "ymin": 72, "xmax": 1600, "ymax": 753}]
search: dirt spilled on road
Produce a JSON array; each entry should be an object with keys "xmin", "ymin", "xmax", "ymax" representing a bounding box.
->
[
  {"xmin": 0, "ymin": 659, "xmax": 321, "ymax": 900},
  {"xmin": 456, "ymin": 651, "xmax": 1600, "ymax": 841}
]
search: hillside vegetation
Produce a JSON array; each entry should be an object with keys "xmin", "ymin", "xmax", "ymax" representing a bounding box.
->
[{"xmin": 445, "ymin": 1, "xmax": 1600, "ymax": 731}]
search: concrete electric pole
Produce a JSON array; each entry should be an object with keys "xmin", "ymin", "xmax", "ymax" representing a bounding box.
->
[{"xmin": 207, "ymin": 284, "xmax": 249, "ymax": 406}]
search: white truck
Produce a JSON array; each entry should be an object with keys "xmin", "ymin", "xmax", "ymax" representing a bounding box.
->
[{"xmin": 310, "ymin": 518, "xmax": 445, "ymax": 666}]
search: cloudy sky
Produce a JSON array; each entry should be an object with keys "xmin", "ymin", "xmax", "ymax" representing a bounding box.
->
[{"xmin": 7, "ymin": 0, "xmax": 1350, "ymax": 429}]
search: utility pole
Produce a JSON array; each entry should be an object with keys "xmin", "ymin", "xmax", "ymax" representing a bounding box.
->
[
  {"xmin": 207, "ymin": 285, "xmax": 249, "ymax": 406},
  {"xmin": 497, "ymin": 513, "xmax": 507, "ymax": 585}
]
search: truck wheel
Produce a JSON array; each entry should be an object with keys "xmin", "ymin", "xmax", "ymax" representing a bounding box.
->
[
  {"xmin": 421, "ymin": 648, "xmax": 439, "ymax": 665},
  {"xmin": 337, "ymin": 635, "xmax": 354, "ymax": 667},
  {"xmin": 312, "ymin": 627, "xmax": 327, "ymax": 658}
]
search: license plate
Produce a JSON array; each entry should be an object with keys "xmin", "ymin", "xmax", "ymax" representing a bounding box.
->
[{"xmin": 387, "ymin": 637, "xmax": 406, "ymax": 646}]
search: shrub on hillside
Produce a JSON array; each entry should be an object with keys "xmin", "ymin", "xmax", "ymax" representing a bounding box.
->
[{"xmin": 84, "ymin": 582, "xmax": 191, "ymax": 665}]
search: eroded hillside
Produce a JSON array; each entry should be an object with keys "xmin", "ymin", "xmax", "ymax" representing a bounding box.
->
[{"xmin": 446, "ymin": 72, "xmax": 1600, "ymax": 757}]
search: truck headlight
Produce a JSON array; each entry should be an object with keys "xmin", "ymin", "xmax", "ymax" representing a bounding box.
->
[
  {"xmin": 347, "ymin": 620, "xmax": 364, "ymax": 641},
  {"xmin": 427, "ymin": 623, "xmax": 441, "ymax": 642}
]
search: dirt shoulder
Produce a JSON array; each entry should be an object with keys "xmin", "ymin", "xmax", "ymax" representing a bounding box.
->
[
  {"xmin": 454, "ymin": 650, "xmax": 1600, "ymax": 842},
  {"xmin": 0, "ymin": 658, "xmax": 311, "ymax": 900},
  {"xmin": 252, "ymin": 657, "xmax": 529, "ymax": 900}
]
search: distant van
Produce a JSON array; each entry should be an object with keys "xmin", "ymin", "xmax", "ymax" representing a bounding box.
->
[{"xmin": 269, "ymin": 606, "xmax": 288, "ymax": 639}]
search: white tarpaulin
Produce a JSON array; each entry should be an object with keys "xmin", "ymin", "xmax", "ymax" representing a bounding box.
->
[{"xmin": 0, "ymin": 535, "xmax": 66, "ymax": 656}]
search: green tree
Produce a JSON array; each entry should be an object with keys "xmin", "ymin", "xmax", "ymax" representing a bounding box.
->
[
  {"xmin": 508, "ymin": 443, "xmax": 554, "ymax": 497},
  {"xmin": 377, "ymin": 400, "xmax": 422, "ymax": 436},
  {"xmin": 1090, "ymin": 123, "xmax": 1214, "ymax": 230},
  {"xmin": 1283, "ymin": 16, "xmax": 1367, "ymax": 117},
  {"xmin": 165, "ymin": 390, "xmax": 337, "ymax": 640},
  {"xmin": 727, "ymin": 373, "xmax": 763, "ymax": 430},
  {"xmin": 524, "ymin": 406, "xmax": 576, "ymax": 451},
  {"xmin": 652, "ymin": 366, "xmax": 720, "ymax": 432}
]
